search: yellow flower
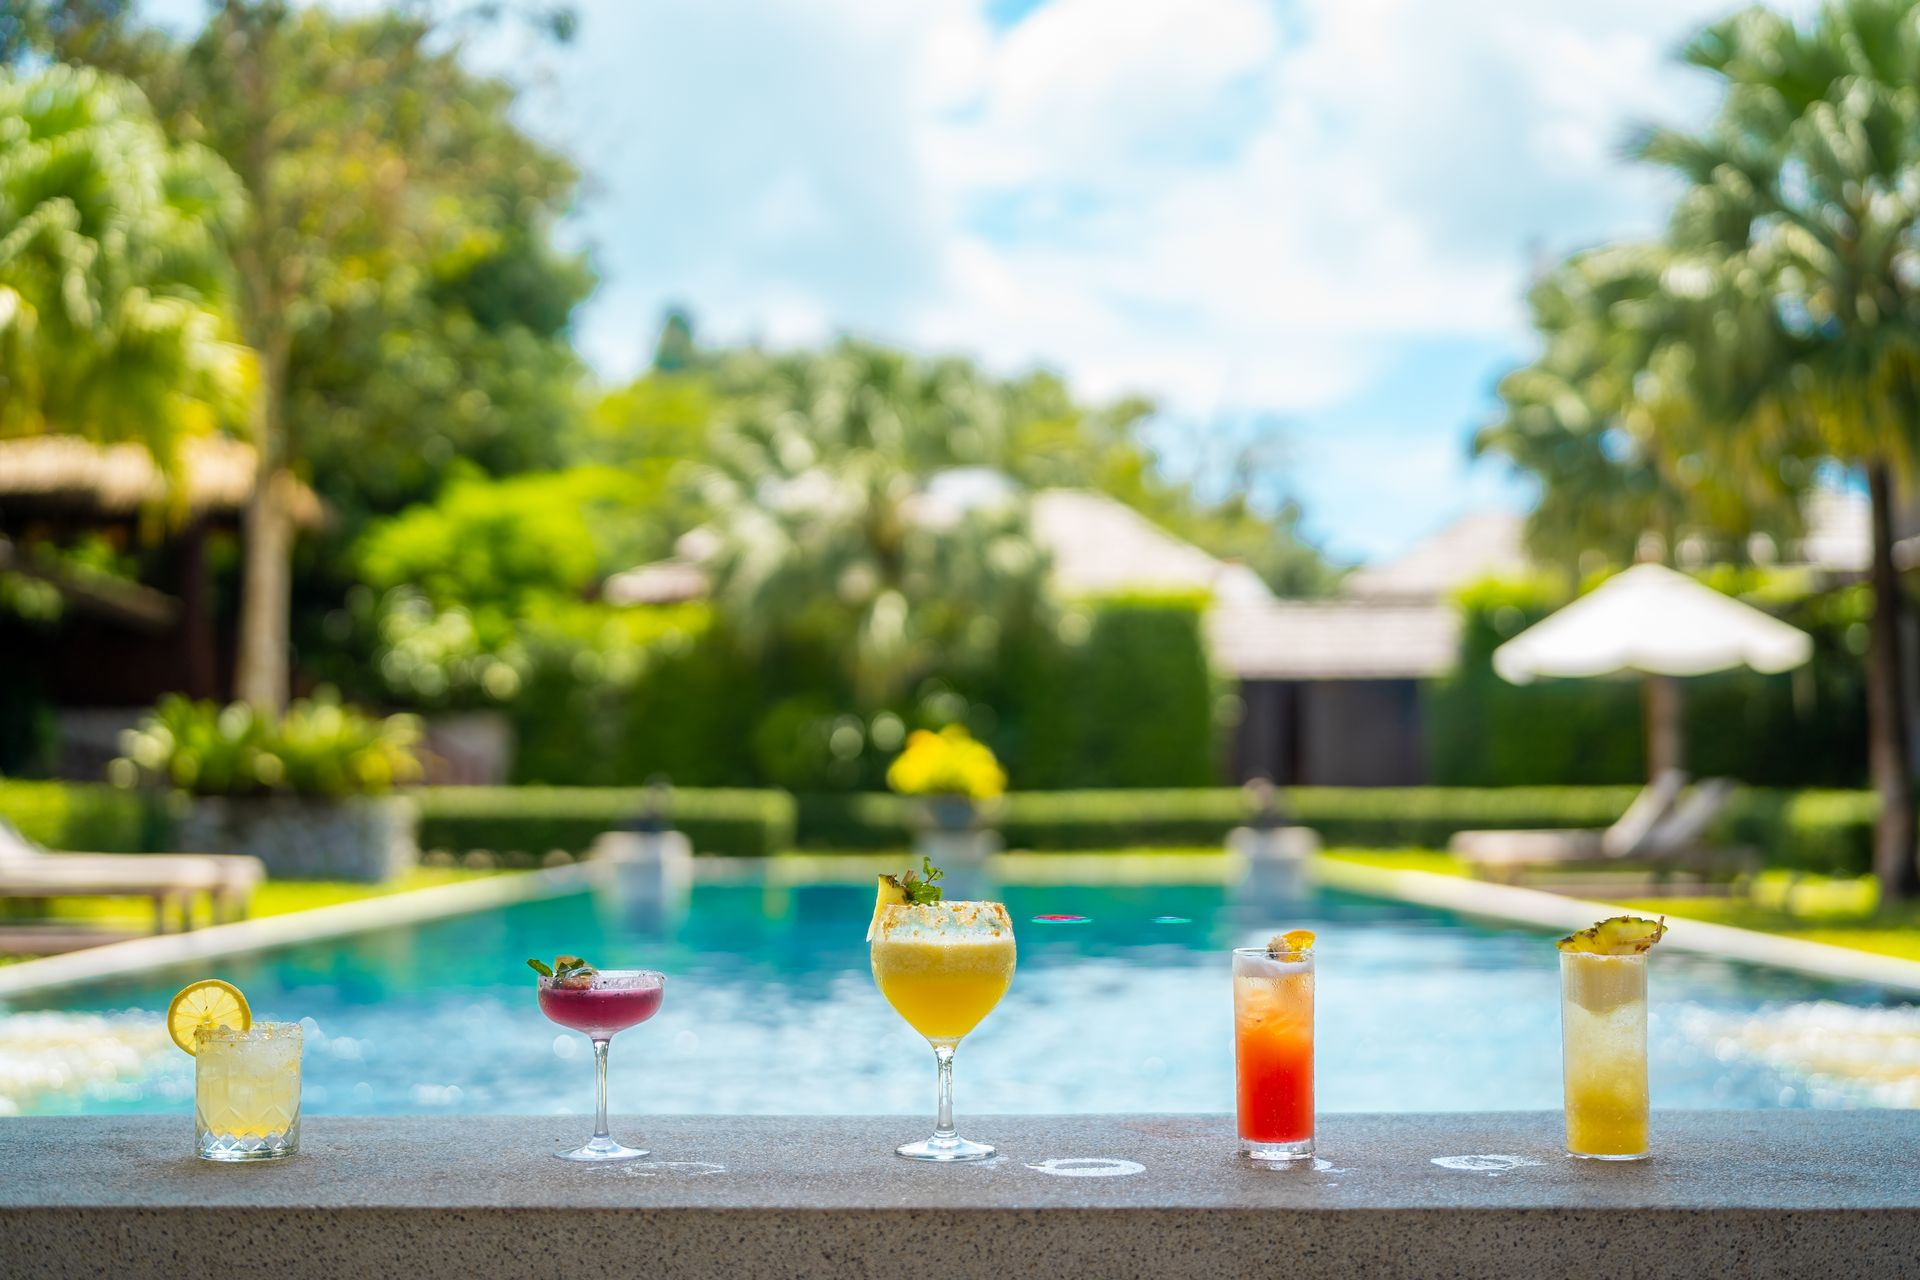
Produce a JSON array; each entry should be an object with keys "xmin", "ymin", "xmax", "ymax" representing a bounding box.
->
[{"xmin": 885, "ymin": 725, "xmax": 1006, "ymax": 800}]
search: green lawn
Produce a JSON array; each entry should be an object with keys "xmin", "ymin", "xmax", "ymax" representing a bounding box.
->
[
  {"xmin": 2, "ymin": 868, "xmax": 504, "ymax": 936},
  {"xmin": 1612, "ymin": 879, "xmax": 1920, "ymax": 963},
  {"xmin": 1324, "ymin": 848, "xmax": 1920, "ymax": 964},
  {"xmin": 1321, "ymin": 848, "xmax": 1468, "ymax": 877}
]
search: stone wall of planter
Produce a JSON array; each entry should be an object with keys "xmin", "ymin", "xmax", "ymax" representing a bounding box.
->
[{"xmin": 176, "ymin": 795, "xmax": 419, "ymax": 882}]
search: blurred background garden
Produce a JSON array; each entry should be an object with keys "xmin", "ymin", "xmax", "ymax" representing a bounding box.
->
[{"xmin": 6, "ymin": 0, "xmax": 1920, "ymax": 940}]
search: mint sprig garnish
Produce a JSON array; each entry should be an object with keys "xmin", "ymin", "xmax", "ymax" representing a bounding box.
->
[
  {"xmin": 527, "ymin": 954, "xmax": 596, "ymax": 984},
  {"xmin": 900, "ymin": 856, "xmax": 945, "ymax": 905}
]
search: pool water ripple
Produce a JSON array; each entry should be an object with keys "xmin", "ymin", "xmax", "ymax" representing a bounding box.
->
[{"xmin": 3, "ymin": 880, "xmax": 1913, "ymax": 1117}]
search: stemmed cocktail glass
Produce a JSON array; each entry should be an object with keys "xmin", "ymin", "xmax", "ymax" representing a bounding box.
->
[
  {"xmin": 869, "ymin": 895, "xmax": 1016, "ymax": 1161},
  {"xmin": 535, "ymin": 965, "xmax": 666, "ymax": 1162}
]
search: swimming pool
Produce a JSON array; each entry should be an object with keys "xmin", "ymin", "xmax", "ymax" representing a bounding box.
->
[{"xmin": 5, "ymin": 871, "xmax": 1912, "ymax": 1117}]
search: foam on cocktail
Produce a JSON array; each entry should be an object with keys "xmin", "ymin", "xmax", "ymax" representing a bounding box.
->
[
  {"xmin": 1563, "ymin": 952, "xmax": 1644, "ymax": 1014},
  {"xmin": 874, "ymin": 900, "xmax": 1014, "ymax": 940}
]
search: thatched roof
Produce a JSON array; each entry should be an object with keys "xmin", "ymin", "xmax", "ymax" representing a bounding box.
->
[{"xmin": 0, "ymin": 435, "xmax": 324, "ymax": 527}]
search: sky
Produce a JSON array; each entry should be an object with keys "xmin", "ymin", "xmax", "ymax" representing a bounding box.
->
[{"xmin": 146, "ymin": 0, "xmax": 1788, "ymax": 564}]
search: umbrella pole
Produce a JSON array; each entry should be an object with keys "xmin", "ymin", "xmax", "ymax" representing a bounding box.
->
[{"xmin": 1643, "ymin": 674, "xmax": 1684, "ymax": 780}]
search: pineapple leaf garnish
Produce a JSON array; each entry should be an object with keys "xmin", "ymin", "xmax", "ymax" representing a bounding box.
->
[
  {"xmin": 526, "ymin": 958, "xmax": 553, "ymax": 977},
  {"xmin": 899, "ymin": 856, "xmax": 946, "ymax": 905}
]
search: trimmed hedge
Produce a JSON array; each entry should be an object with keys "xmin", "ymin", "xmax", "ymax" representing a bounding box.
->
[
  {"xmin": 794, "ymin": 792, "xmax": 916, "ymax": 850},
  {"xmin": 1721, "ymin": 789, "xmax": 1877, "ymax": 877},
  {"xmin": 1002, "ymin": 595, "xmax": 1220, "ymax": 789},
  {"xmin": 1, "ymin": 779, "xmax": 1878, "ymax": 876},
  {"xmin": 794, "ymin": 787, "xmax": 1649, "ymax": 852},
  {"xmin": 0, "ymin": 780, "xmax": 162, "ymax": 851},
  {"xmin": 413, "ymin": 786, "xmax": 794, "ymax": 859},
  {"xmin": 794, "ymin": 786, "xmax": 1880, "ymax": 875}
]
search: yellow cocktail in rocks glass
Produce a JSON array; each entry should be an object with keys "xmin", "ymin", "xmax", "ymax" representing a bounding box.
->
[
  {"xmin": 195, "ymin": 1023, "xmax": 304, "ymax": 1161},
  {"xmin": 1557, "ymin": 916, "xmax": 1666, "ymax": 1160},
  {"xmin": 167, "ymin": 978, "xmax": 302, "ymax": 1161},
  {"xmin": 869, "ymin": 863, "xmax": 1015, "ymax": 1161}
]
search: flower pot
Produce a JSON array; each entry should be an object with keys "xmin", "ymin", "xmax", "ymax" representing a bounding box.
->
[
  {"xmin": 912, "ymin": 794, "xmax": 1000, "ymax": 867},
  {"xmin": 925, "ymin": 795, "xmax": 979, "ymax": 833},
  {"xmin": 176, "ymin": 795, "xmax": 419, "ymax": 883}
]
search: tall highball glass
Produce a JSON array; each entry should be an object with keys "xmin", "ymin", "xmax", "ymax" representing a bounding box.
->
[
  {"xmin": 1232, "ymin": 947, "xmax": 1314, "ymax": 1162},
  {"xmin": 1560, "ymin": 951, "xmax": 1649, "ymax": 1160}
]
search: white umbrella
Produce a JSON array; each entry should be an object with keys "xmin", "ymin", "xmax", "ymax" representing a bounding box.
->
[{"xmin": 1492, "ymin": 563, "xmax": 1813, "ymax": 777}]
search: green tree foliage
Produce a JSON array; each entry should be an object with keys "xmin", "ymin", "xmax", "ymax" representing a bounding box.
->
[
  {"xmin": 114, "ymin": 691, "xmax": 420, "ymax": 796},
  {"xmin": 128, "ymin": 4, "xmax": 595, "ymax": 523},
  {"xmin": 315, "ymin": 462, "xmax": 687, "ymax": 713},
  {"xmin": 1477, "ymin": 245, "xmax": 1807, "ymax": 571},
  {"xmin": 596, "ymin": 329, "xmax": 1340, "ymax": 598},
  {"xmin": 1632, "ymin": 0, "xmax": 1920, "ymax": 896},
  {"xmin": 354, "ymin": 465, "xmax": 640, "ymax": 615},
  {"xmin": 42, "ymin": 1, "xmax": 592, "ymax": 706},
  {"xmin": 0, "ymin": 2, "xmax": 133, "ymax": 69},
  {"xmin": 0, "ymin": 63, "xmax": 249, "ymax": 462},
  {"xmin": 1483, "ymin": 0, "xmax": 1920, "ymax": 898},
  {"xmin": 691, "ymin": 351, "xmax": 1053, "ymax": 707},
  {"xmin": 569, "ymin": 365, "xmax": 714, "ymax": 560}
]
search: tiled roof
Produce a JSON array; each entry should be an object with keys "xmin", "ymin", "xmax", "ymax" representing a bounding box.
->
[
  {"xmin": 1344, "ymin": 511, "xmax": 1530, "ymax": 601},
  {"xmin": 1207, "ymin": 601, "xmax": 1460, "ymax": 680},
  {"xmin": 1031, "ymin": 490, "xmax": 1273, "ymax": 603},
  {"xmin": 602, "ymin": 558, "xmax": 709, "ymax": 606},
  {"xmin": 604, "ymin": 487, "xmax": 1276, "ymax": 608},
  {"xmin": 1349, "ymin": 493, "xmax": 1886, "ymax": 603}
]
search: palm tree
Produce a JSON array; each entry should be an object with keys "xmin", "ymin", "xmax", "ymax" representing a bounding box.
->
[
  {"xmin": 1480, "ymin": 242, "xmax": 1808, "ymax": 777},
  {"xmin": 0, "ymin": 64, "xmax": 248, "ymax": 470},
  {"xmin": 1479, "ymin": 244, "xmax": 1806, "ymax": 573},
  {"xmin": 693, "ymin": 360, "xmax": 1048, "ymax": 708},
  {"xmin": 1635, "ymin": 0, "xmax": 1920, "ymax": 897}
]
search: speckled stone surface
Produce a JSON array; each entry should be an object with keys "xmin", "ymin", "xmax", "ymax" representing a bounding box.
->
[{"xmin": 2, "ymin": 1112, "xmax": 1916, "ymax": 1278}]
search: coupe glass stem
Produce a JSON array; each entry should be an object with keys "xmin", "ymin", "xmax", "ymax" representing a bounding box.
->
[
  {"xmin": 592, "ymin": 1037, "xmax": 612, "ymax": 1144},
  {"xmin": 933, "ymin": 1044, "xmax": 957, "ymax": 1141}
]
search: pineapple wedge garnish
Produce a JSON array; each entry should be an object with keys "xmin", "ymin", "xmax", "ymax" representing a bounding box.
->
[
  {"xmin": 1558, "ymin": 917, "xmax": 1664, "ymax": 1013},
  {"xmin": 1555, "ymin": 916, "xmax": 1667, "ymax": 955},
  {"xmin": 868, "ymin": 874, "xmax": 911, "ymax": 941}
]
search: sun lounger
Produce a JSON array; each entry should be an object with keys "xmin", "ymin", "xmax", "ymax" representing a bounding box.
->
[
  {"xmin": 1450, "ymin": 770, "xmax": 1685, "ymax": 869},
  {"xmin": 1451, "ymin": 772, "xmax": 1757, "ymax": 889},
  {"xmin": 0, "ymin": 818, "xmax": 264, "ymax": 932}
]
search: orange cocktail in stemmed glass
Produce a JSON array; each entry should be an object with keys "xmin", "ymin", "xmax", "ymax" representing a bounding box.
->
[{"xmin": 1233, "ymin": 931, "xmax": 1315, "ymax": 1162}]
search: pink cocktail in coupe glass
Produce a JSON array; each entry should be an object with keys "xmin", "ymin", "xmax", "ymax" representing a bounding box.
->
[{"xmin": 536, "ymin": 969, "xmax": 666, "ymax": 1161}]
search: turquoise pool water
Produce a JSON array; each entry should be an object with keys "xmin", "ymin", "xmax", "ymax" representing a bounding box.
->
[{"xmin": 5, "ymin": 874, "xmax": 1911, "ymax": 1117}]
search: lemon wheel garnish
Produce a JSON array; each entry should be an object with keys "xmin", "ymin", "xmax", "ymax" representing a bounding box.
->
[{"xmin": 166, "ymin": 979, "xmax": 251, "ymax": 1055}]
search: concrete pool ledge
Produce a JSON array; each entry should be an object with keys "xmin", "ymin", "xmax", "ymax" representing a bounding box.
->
[
  {"xmin": 1, "ymin": 1111, "xmax": 1914, "ymax": 1279},
  {"xmin": 1312, "ymin": 859, "xmax": 1920, "ymax": 996},
  {"xmin": 0, "ymin": 863, "xmax": 593, "ymax": 1001}
]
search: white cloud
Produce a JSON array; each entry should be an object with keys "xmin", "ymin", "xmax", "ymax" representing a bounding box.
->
[{"xmin": 493, "ymin": 0, "xmax": 1782, "ymax": 553}]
